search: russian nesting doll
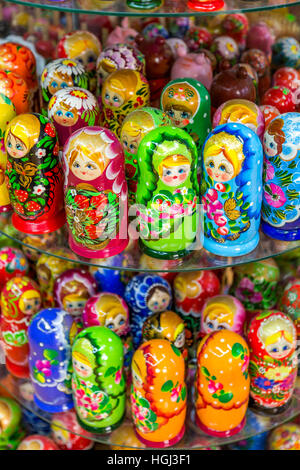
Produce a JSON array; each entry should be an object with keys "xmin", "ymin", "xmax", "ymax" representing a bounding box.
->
[
  {"xmin": 260, "ymin": 105, "xmax": 280, "ymax": 127},
  {"xmin": 272, "ymin": 37, "xmax": 300, "ymax": 69},
  {"xmin": 262, "ymin": 113, "xmax": 300, "ymax": 241},
  {"xmin": 0, "ymin": 70, "xmax": 30, "ymax": 115},
  {"xmin": 40, "ymin": 59, "xmax": 89, "ymax": 112},
  {"xmin": 161, "ymin": 79, "xmax": 211, "ymax": 155},
  {"xmin": 136, "ymin": 126, "xmax": 199, "ymax": 259},
  {"xmin": 51, "ymin": 410, "xmax": 94, "ymax": 450},
  {"xmin": 174, "ymin": 270, "xmax": 220, "ymax": 356},
  {"xmin": 240, "ymin": 49, "xmax": 271, "ymax": 100},
  {"xmin": 262, "ymin": 86, "xmax": 295, "ymax": 114},
  {"xmin": 210, "ymin": 36, "xmax": 239, "ymax": 70},
  {"xmin": 48, "ymin": 87, "xmax": 101, "ymax": 148},
  {"xmin": 20, "ymin": 231, "xmax": 61, "ymax": 263},
  {"xmin": 0, "ymin": 397, "xmax": 24, "ymax": 450},
  {"xmin": 202, "ymin": 123, "xmax": 263, "ymax": 256},
  {"xmin": 36, "ymin": 249, "xmax": 79, "ymax": 307},
  {"xmin": 124, "ymin": 274, "xmax": 172, "ymax": 348},
  {"xmin": 247, "ymin": 310, "xmax": 297, "ymax": 414},
  {"xmin": 131, "ymin": 339, "xmax": 186, "ymax": 447},
  {"xmin": 63, "ymin": 126, "xmax": 128, "ymax": 258},
  {"xmin": 1, "ymin": 276, "xmax": 41, "ymax": 378},
  {"xmin": 0, "ymin": 94, "xmax": 16, "ymax": 213},
  {"xmin": 0, "ymin": 247, "xmax": 29, "ymax": 290},
  {"xmin": 82, "ymin": 292, "xmax": 133, "ymax": 370},
  {"xmin": 279, "ymin": 278, "xmax": 300, "ymax": 340},
  {"xmin": 102, "ymin": 69, "xmax": 150, "ymax": 138},
  {"xmin": 17, "ymin": 435, "xmax": 59, "ymax": 450},
  {"xmin": 200, "ymin": 295, "xmax": 246, "ymax": 338},
  {"xmin": 72, "ymin": 326, "xmax": 126, "ymax": 433},
  {"xmin": 195, "ymin": 330, "xmax": 250, "ymax": 436},
  {"xmin": 212, "ymin": 99, "xmax": 265, "ymax": 139},
  {"xmin": 269, "ymin": 424, "xmax": 300, "ymax": 450},
  {"xmin": 120, "ymin": 107, "xmax": 171, "ymax": 207},
  {"xmin": 273, "ymin": 67, "xmax": 300, "ymax": 92},
  {"xmin": 0, "ymin": 42, "xmax": 38, "ymax": 94},
  {"xmin": 5, "ymin": 113, "xmax": 65, "ymax": 234},
  {"xmin": 230, "ymin": 258, "xmax": 280, "ymax": 311},
  {"xmin": 28, "ymin": 308, "xmax": 74, "ymax": 413}
]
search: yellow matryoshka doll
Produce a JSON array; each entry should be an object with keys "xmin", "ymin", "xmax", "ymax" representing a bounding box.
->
[{"xmin": 0, "ymin": 93, "xmax": 16, "ymax": 213}]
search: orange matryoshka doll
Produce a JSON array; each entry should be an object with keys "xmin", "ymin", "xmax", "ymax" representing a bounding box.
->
[
  {"xmin": 195, "ymin": 330, "xmax": 250, "ymax": 437},
  {"xmin": 0, "ymin": 70, "xmax": 30, "ymax": 115},
  {"xmin": 0, "ymin": 42, "xmax": 38, "ymax": 94},
  {"xmin": 131, "ymin": 339, "xmax": 187, "ymax": 448}
]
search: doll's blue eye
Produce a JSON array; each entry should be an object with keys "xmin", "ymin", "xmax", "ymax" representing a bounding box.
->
[
  {"xmin": 271, "ymin": 348, "xmax": 278, "ymax": 353},
  {"xmin": 181, "ymin": 112, "xmax": 189, "ymax": 119},
  {"xmin": 88, "ymin": 55, "xmax": 95, "ymax": 63},
  {"xmin": 219, "ymin": 165, "xmax": 226, "ymax": 172},
  {"xmin": 119, "ymin": 319, "xmax": 125, "ymax": 325},
  {"xmin": 129, "ymin": 144, "xmax": 135, "ymax": 150},
  {"xmin": 61, "ymin": 82, "xmax": 68, "ymax": 88},
  {"xmin": 178, "ymin": 168, "xmax": 185, "ymax": 174},
  {"xmin": 105, "ymin": 93, "xmax": 110, "ymax": 100},
  {"xmin": 26, "ymin": 305, "xmax": 32, "ymax": 310},
  {"xmin": 166, "ymin": 170, "xmax": 172, "ymax": 176},
  {"xmin": 35, "ymin": 299, "xmax": 40, "ymax": 306},
  {"xmin": 51, "ymin": 81, "xmax": 58, "ymax": 88},
  {"xmin": 7, "ymin": 142, "xmax": 12, "ymax": 148},
  {"xmin": 65, "ymin": 112, "xmax": 74, "ymax": 118},
  {"xmin": 123, "ymin": 140, "xmax": 128, "ymax": 147},
  {"xmin": 113, "ymin": 96, "xmax": 119, "ymax": 102},
  {"xmin": 56, "ymin": 110, "xmax": 63, "ymax": 116},
  {"xmin": 107, "ymin": 323, "xmax": 114, "ymax": 329},
  {"xmin": 74, "ymin": 162, "xmax": 80, "ymax": 168},
  {"xmin": 207, "ymin": 322, "xmax": 214, "ymax": 329},
  {"xmin": 209, "ymin": 161, "xmax": 214, "ymax": 168},
  {"xmin": 16, "ymin": 144, "xmax": 23, "ymax": 150},
  {"xmin": 168, "ymin": 110, "xmax": 174, "ymax": 117},
  {"xmin": 283, "ymin": 345, "xmax": 289, "ymax": 351},
  {"xmin": 217, "ymin": 325, "xmax": 225, "ymax": 330},
  {"xmin": 270, "ymin": 143, "xmax": 274, "ymax": 148}
]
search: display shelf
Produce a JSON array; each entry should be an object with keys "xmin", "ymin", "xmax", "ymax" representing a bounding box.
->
[
  {"xmin": 1, "ymin": 366, "xmax": 300, "ymax": 449},
  {"xmin": 2, "ymin": 0, "xmax": 300, "ymax": 17}
]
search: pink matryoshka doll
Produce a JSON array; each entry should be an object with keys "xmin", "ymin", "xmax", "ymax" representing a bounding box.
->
[
  {"xmin": 1, "ymin": 276, "xmax": 42, "ymax": 378},
  {"xmin": 63, "ymin": 126, "xmax": 129, "ymax": 258},
  {"xmin": 247, "ymin": 310, "xmax": 298, "ymax": 414},
  {"xmin": 51, "ymin": 409, "xmax": 94, "ymax": 450},
  {"xmin": 48, "ymin": 87, "xmax": 101, "ymax": 149}
]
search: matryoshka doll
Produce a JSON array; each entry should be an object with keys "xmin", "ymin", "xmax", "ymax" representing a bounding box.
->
[
  {"xmin": 230, "ymin": 259, "xmax": 280, "ymax": 311},
  {"xmin": 195, "ymin": 330, "xmax": 250, "ymax": 436},
  {"xmin": 131, "ymin": 339, "xmax": 186, "ymax": 447},
  {"xmin": 28, "ymin": 308, "xmax": 74, "ymax": 413},
  {"xmin": 48, "ymin": 87, "xmax": 101, "ymax": 149},
  {"xmin": 161, "ymin": 79, "xmax": 212, "ymax": 155},
  {"xmin": 51, "ymin": 410, "xmax": 94, "ymax": 450},
  {"xmin": 247, "ymin": 310, "xmax": 297, "ymax": 414},
  {"xmin": 212, "ymin": 99, "xmax": 265, "ymax": 140},
  {"xmin": 17, "ymin": 435, "xmax": 59, "ymax": 450},
  {"xmin": 210, "ymin": 36, "xmax": 239, "ymax": 71},
  {"xmin": 269, "ymin": 424, "xmax": 300, "ymax": 450},
  {"xmin": 124, "ymin": 274, "xmax": 172, "ymax": 348},
  {"xmin": 102, "ymin": 69, "xmax": 150, "ymax": 138},
  {"xmin": 261, "ymin": 86, "xmax": 295, "ymax": 114},
  {"xmin": 36, "ymin": 249, "xmax": 79, "ymax": 307},
  {"xmin": 0, "ymin": 247, "xmax": 29, "ymax": 290},
  {"xmin": 0, "ymin": 70, "xmax": 29, "ymax": 116},
  {"xmin": 20, "ymin": 230, "xmax": 61, "ymax": 263},
  {"xmin": 262, "ymin": 113, "xmax": 300, "ymax": 241},
  {"xmin": 279, "ymin": 278, "xmax": 300, "ymax": 342},
  {"xmin": 200, "ymin": 295, "xmax": 246, "ymax": 338},
  {"xmin": 240, "ymin": 49, "xmax": 271, "ymax": 100},
  {"xmin": 1, "ymin": 276, "xmax": 41, "ymax": 378},
  {"xmin": 136, "ymin": 126, "xmax": 199, "ymax": 259},
  {"xmin": 272, "ymin": 37, "xmax": 300, "ymax": 70},
  {"xmin": 0, "ymin": 397, "xmax": 25, "ymax": 450},
  {"xmin": 0, "ymin": 42, "xmax": 38, "ymax": 95},
  {"xmin": 120, "ymin": 107, "xmax": 171, "ymax": 207},
  {"xmin": 72, "ymin": 326, "xmax": 126, "ymax": 433},
  {"xmin": 259, "ymin": 105, "xmax": 280, "ymax": 128},
  {"xmin": 5, "ymin": 113, "xmax": 65, "ymax": 234},
  {"xmin": 40, "ymin": 59, "xmax": 89, "ymax": 112},
  {"xmin": 0, "ymin": 94, "xmax": 16, "ymax": 213},
  {"xmin": 63, "ymin": 126, "xmax": 128, "ymax": 258},
  {"xmin": 57, "ymin": 31, "xmax": 101, "ymax": 93},
  {"xmin": 173, "ymin": 270, "xmax": 220, "ymax": 355},
  {"xmin": 82, "ymin": 292, "xmax": 133, "ymax": 371},
  {"xmin": 202, "ymin": 123, "xmax": 263, "ymax": 256}
]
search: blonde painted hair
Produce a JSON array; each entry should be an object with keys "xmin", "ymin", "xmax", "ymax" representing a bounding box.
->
[
  {"xmin": 66, "ymin": 130, "xmax": 111, "ymax": 174},
  {"xmin": 203, "ymin": 302, "xmax": 234, "ymax": 327},
  {"xmin": 64, "ymin": 31, "xmax": 100, "ymax": 58},
  {"xmin": 219, "ymin": 103, "xmax": 258, "ymax": 128},
  {"xmin": 259, "ymin": 316, "xmax": 295, "ymax": 348},
  {"xmin": 19, "ymin": 290, "xmax": 41, "ymax": 313},
  {"xmin": 73, "ymin": 350, "xmax": 92, "ymax": 367},
  {"xmin": 95, "ymin": 294, "xmax": 127, "ymax": 325},
  {"xmin": 5, "ymin": 114, "xmax": 40, "ymax": 152},
  {"xmin": 158, "ymin": 154, "xmax": 190, "ymax": 177},
  {"xmin": 102, "ymin": 70, "xmax": 138, "ymax": 104},
  {"xmin": 203, "ymin": 131, "xmax": 245, "ymax": 178},
  {"xmin": 174, "ymin": 272, "xmax": 202, "ymax": 300},
  {"xmin": 121, "ymin": 111, "xmax": 154, "ymax": 139}
]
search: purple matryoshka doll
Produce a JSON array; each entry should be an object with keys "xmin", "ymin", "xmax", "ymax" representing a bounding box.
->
[
  {"xmin": 262, "ymin": 113, "xmax": 300, "ymax": 241},
  {"xmin": 28, "ymin": 308, "xmax": 74, "ymax": 413},
  {"xmin": 63, "ymin": 126, "xmax": 128, "ymax": 258},
  {"xmin": 48, "ymin": 87, "xmax": 101, "ymax": 149}
]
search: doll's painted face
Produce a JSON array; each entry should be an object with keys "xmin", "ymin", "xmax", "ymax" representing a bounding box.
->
[
  {"xmin": 105, "ymin": 313, "xmax": 127, "ymax": 336},
  {"xmin": 265, "ymin": 335, "xmax": 293, "ymax": 359},
  {"xmin": 64, "ymin": 296, "xmax": 87, "ymax": 316},
  {"xmin": 121, "ymin": 131, "xmax": 140, "ymax": 155},
  {"xmin": 73, "ymin": 356, "xmax": 93, "ymax": 378},
  {"xmin": 205, "ymin": 151, "xmax": 234, "ymax": 182},
  {"xmin": 103, "ymin": 88, "xmax": 125, "ymax": 108},
  {"xmin": 203, "ymin": 316, "xmax": 230, "ymax": 334},
  {"xmin": 6, "ymin": 133, "xmax": 28, "ymax": 159},
  {"xmin": 77, "ymin": 50, "xmax": 98, "ymax": 71},
  {"xmin": 48, "ymin": 72, "xmax": 74, "ymax": 96},
  {"xmin": 52, "ymin": 427, "xmax": 68, "ymax": 445},
  {"xmin": 174, "ymin": 330, "xmax": 185, "ymax": 349},
  {"xmin": 161, "ymin": 163, "xmax": 190, "ymax": 187},
  {"xmin": 37, "ymin": 266, "xmax": 51, "ymax": 287},
  {"xmin": 20, "ymin": 294, "xmax": 41, "ymax": 315},
  {"xmin": 263, "ymin": 132, "xmax": 278, "ymax": 157},
  {"xmin": 54, "ymin": 107, "xmax": 78, "ymax": 127},
  {"xmin": 166, "ymin": 107, "xmax": 192, "ymax": 128},
  {"xmin": 71, "ymin": 153, "xmax": 103, "ymax": 181},
  {"xmin": 146, "ymin": 288, "xmax": 171, "ymax": 312}
]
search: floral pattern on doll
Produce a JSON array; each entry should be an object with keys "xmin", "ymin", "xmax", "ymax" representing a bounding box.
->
[{"xmin": 96, "ymin": 44, "xmax": 145, "ymax": 85}]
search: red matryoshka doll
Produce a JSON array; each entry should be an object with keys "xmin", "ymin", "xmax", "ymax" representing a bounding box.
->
[
  {"xmin": 195, "ymin": 330, "xmax": 250, "ymax": 436},
  {"xmin": 0, "ymin": 42, "xmax": 38, "ymax": 95},
  {"xmin": 131, "ymin": 339, "xmax": 186, "ymax": 447},
  {"xmin": 0, "ymin": 246, "xmax": 29, "ymax": 290},
  {"xmin": 102, "ymin": 69, "xmax": 150, "ymax": 138},
  {"xmin": 48, "ymin": 87, "xmax": 101, "ymax": 149},
  {"xmin": 187, "ymin": 0, "xmax": 224, "ymax": 12},
  {"xmin": 51, "ymin": 410, "xmax": 94, "ymax": 450},
  {"xmin": 0, "ymin": 70, "xmax": 29, "ymax": 115},
  {"xmin": 57, "ymin": 31, "xmax": 101, "ymax": 93},
  {"xmin": 247, "ymin": 310, "xmax": 298, "ymax": 414},
  {"xmin": 273, "ymin": 67, "xmax": 300, "ymax": 94},
  {"xmin": 17, "ymin": 435, "xmax": 59, "ymax": 450},
  {"xmin": 200, "ymin": 295, "xmax": 246, "ymax": 338},
  {"xmin": 4, "ymin": 113, "xmax": 65, "ymax": 234},
  {"xmin": 63, "ymin": 126, "xmax": 129, "ymax": 258},
  {"xmin": 1, "ymin": 276, "xmax": 41, "ymax": 378},
  {"xmin": 262, "ymin": 86, "xmax": 296, "ymax": 113},
  {"xmin": 240, "ymin": 49, "xmax": 271, "ymax": 100}
]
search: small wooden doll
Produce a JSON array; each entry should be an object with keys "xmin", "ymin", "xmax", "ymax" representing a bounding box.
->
[
  {"xmin": 28, "ymin": 308, "xmax": 74, "ymax": 413},
  {"xmin": 0, "ymin": 247, "xmax": 29, "ymax": 290},
  {"xmin": 200, "ymin": 295, "xmax": 246, "ymax": 338},
  {"xmin": 51, "ymin": 410, "xmax": 93, "ymax": 450},
  {"xmin": 273, "ymin": 67, "xmax": 300, "ymax": 92},
  {"xmin": 136, "ymin": 126, "xmax": 199, "ymax": 259},
  {"xmin": 124, "ymin": 274, "xmax": 172, "ymax": 348},
  {"xmin": 131, "ymin": 339, "xmax": 186, "ymax": 447},
  {"xmin": 1, "ymin": 276, "xmax": 41, "ymax": 378},
  {"xmin": 279, "ymin": 278, "xmax": 300, "ymax": 340},
  {"xmin": 5, "ymin": 113, "xmax": 65, "ymax": 234},
  {"xmin": 72, "ymin": 326, "xmax": 126, "ymax": 433},
  {"xmin": 82, "ymin": 292, "xmax": 133, "ymax": 370},
  {"xmin": 262, "ymin": 86, "xmax": 295, "ymax": 114},
  {"xmin": 0, "ymin": 70, "xmax": 29, "ymax": 115},
  {"xmin": 210, "ymin": 36, "xmax": 239, "ymax": 71},
  {"xmin": 262, "ymin": 113, "xmax": 300, "ymax": 241},
  {"xmin": 0, "ymin": 398, "xmax": 25, "ymax": 450},
  {"xmin": 220, "ymin": 13, "xmax": 249, "ymax": 51},
  {"xmin": 202, "ymin": 123, "xmax": 263, "ymax": 256},
  {"xmin": 120, "ymin": 107, "xmax": 171, "ymax": 207},
  {"xmin": 195, "ymin": 330, "xmax": 250, "ymax": 436},
  {"xmin": 161, "ymin": 79, "xmax": 211, "ymax": 156},
  {"xmin": 20, "ymin": 231, "xmax": 60, "ymax": 263},
  {"xmin": 272, "ymin": 37, "xmax": 300, "ymax": 69},
  {"xmin": 269, "ymin": 424, "xmax": 300, "ymax": 450},
  {"xmin": 0, "ymin": 94, "xmax": 15, "ymax": 213},
  {"xmin": 247, "ymin": 310, "xmax": 297, "ymax": 414},
  {"xmin": 101, "ymin": 69, "xmax": 150, "ymax": 138},
  {"xmin": 17, "ymin": 435, "xmax": 59, "ymax": 450},
  {"xmin": 0, "ymin": 42, "xmax": 38, "ymax": 94}
]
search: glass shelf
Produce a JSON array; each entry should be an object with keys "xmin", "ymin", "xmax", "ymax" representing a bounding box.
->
[
  {"xmin": 3, "ymin": 0, "xmax": 300, "ymax": 17},
  {"xmin": 1, "ymin": 366, "xmax": 300, "ymax": 449}
]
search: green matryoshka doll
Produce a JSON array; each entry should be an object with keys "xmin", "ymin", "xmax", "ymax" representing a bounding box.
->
[
  {"xmin": 72, "ymin": 326, "xmax": 126, "ymax": 434},
  {"xmin": 136, "ymin": 126, "xmax": 200, "ymax": 259},
  {"xmin": 120, "ymin": 107, "xmax": 171, "ymax": 208},
  {"xmin": 161, "ymin": 78, "xmax": 212, "ymax": 157}
]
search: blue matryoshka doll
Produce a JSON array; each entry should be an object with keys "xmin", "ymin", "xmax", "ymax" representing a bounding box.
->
[
  {"xmin": 262, "ymin": 113, "xmax": 300, "ymax": 240},
  {"xmin": 201, "ymin": 122, "xmax": 263, "ymax": 256},
  {"xmin": 89, "ymin": 252, "xmax": 133, "ymax": 298},
  {"xmin": 28, "ymin": 308, "xmax": 74, "ymax": 413},
  {"xmin": 124, "ymin": 274, "xmax": 172, "ymax": 348}
]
